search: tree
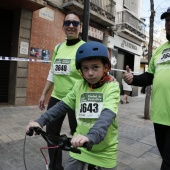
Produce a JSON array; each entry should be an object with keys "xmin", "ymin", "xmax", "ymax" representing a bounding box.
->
[{"xmin": 144, "ymin": 0, "xmax": 155, "ymax": 119}]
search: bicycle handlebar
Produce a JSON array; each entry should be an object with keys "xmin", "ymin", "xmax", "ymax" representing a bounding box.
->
[{"xmin": 26, "ymin": 127, "xmax": 93, "ymax": 154}]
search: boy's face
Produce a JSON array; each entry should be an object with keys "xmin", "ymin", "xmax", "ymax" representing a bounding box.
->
[{"xmin": 81, "ymin": 58, "xmax": 108, "ymax": 85}]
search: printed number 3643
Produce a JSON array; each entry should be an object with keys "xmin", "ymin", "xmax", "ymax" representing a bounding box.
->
[{"xmin": 80, "ymin": 103, "xmax": 98, "ymax": 113}]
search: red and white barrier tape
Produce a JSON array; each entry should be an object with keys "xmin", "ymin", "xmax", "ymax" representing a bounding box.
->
[{"xmin": 0, "ymin": 56, "xmax": 51, "ymax": 63}]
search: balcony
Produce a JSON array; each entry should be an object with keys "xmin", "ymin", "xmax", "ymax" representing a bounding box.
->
[
  {"xmin": 0, "ymin": 0, "xmax": 47, "ymax": 11},
  {"xmin": 115, "ymin": 9, "xmax": 146, "ymax": 41},
  {"xmin": 62, "ymin": 0, "xmax": 115, "ymax": 27}
]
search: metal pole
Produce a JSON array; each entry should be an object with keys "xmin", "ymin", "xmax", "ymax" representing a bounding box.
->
[{"xmin": 82, "ymin": 0, "xmax": 90, "ymax": 41}]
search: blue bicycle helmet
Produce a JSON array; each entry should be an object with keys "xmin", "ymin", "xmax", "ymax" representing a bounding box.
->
[{"xmin": 76, "ymin": 41, "xmax": 110, "ymax": 70}]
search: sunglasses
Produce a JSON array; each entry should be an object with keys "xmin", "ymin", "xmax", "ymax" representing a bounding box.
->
[{"xmin": 64, "ymin": 20, "xmax": 80, "ymax": 27}]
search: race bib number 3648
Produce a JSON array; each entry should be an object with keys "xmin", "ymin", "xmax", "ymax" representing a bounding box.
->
[{"xmin": 53, "ymin": 59, "xmax": 71, "ymax": 75}]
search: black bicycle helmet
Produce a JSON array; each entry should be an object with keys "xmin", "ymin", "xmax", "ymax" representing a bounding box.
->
[{"xmin": 76, "ymin": 41, "xmax": 111, "ymax": 70}]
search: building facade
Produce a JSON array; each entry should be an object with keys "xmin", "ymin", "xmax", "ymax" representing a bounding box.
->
[
  {"xmin": 0, "ymin": 0, "xmax": 146, "ymax": 106},
  {"xmin": 0, "ymin": 0, "xmax": 47, "ymax": 105},
  {"xmin": 140, "ymin": 29, "xmax": 166, "ymax": 73},
  {"xmin": 103, "ymin": 0, "xmax": 146, "ymax": 96}
]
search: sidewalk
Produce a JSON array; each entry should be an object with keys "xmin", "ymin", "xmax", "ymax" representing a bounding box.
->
[{"xmin": 0, "ymin": 94, "xmax": 161, "ymax": 170}]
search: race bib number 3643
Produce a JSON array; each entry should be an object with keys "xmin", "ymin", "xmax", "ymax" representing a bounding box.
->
[
  {"xmin": 79, "ymin": 93, "xmax": 103, "ymax": 118},
  {"xmin": 53, "ymin": 59, "xmax": 71, "ymax": 75}
]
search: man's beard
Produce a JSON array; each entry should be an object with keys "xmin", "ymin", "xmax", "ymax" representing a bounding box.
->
[{"xmin": 166, "ymin": 33, "xmax": 170, "ymax": 41}]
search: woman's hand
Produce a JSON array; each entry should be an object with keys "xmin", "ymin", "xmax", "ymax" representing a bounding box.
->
[
  {"xmin": 71, "ymin": 134, "xmax": 89, "ymax": 148},
  {"xmin": 38, "ymin": 94, "xmax": 46, "ymax": 111}
]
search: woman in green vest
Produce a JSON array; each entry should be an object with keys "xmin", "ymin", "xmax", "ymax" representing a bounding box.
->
[{"xmin": 38, "ymin": 11, "xmax": 85, "ymax": 170}]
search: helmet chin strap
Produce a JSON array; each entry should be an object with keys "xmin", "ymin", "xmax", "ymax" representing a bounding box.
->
[
  {"xmin": 81, "ymin": 71, "xmax": 112, "ymax": 91},
  {"xmin": 80, "ymin": 64, "xmax": 112, "ymax": 90}
]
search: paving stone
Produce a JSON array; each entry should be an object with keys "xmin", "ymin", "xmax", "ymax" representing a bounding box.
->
[
  {"xmin": 148, "ymin": 146, "xmax": 160, "ymax": 156},
  {"xmin": 118, "ymin": 136, "xmax": 136, "ymax": 146},
  {"xmin": 128, "ymin": 157, "xmax": 161, "ymax": 170},
  {"xmin": 0, "ymin": 95, "xmax": 162, "ymax": 170},
  {"xmin": 118, "ymin": 151, "xmax": 137, "ymax": 165},
  {"xmin": 130, "ymin": 141, "xmax": 153, "ymax": 152},
  {"xmin": 139, "ymin": 133, "xmax": 157, "ymax": 146},
  {"xmin": 118, "ymin": 142, "xmax": 147, "ymax": 157}
]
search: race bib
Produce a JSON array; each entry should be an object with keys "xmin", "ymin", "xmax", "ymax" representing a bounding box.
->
[
  {"xmin": 53, "ymin": 59, "xmax": 71, "ymax": 75},
  {"xmin": 157, "ymin": 49, "xmax": 170, "ymax": 64},
  {"xmin": 79, "ymin": 93, "xmax": 103, "ymax": 118}
]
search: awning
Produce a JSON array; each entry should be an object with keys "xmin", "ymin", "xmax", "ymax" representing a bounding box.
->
[{"xmin": 0, "ymin": 0, "xmax": 47, "ymax": 11}]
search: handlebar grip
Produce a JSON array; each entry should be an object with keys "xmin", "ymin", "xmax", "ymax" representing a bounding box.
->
[
  {"xmin": 83, "ymin": 142, "xmax": 93, "ymax": 151},
  {"xmin": 26, "ymin": 127, "xmax": 34, "ymax": 136},
  {"xmin": 70, "ymin": 147, "xmax": 81, "ymax": 154},
  {"xmin": 26, "ymin": 127, "xmax": 42, "ymax": 136}
]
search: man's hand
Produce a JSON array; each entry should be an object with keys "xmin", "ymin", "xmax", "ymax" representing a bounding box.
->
[{"xmin": 123, "ymin": 65, "xmax": 134, "ymax": 84}]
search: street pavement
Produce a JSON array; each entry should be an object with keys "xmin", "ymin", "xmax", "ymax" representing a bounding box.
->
[{"xmin": 0, "ymin": 94, "xmax": 162, "ymax": 170}]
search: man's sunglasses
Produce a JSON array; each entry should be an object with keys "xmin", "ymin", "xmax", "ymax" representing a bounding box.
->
[{"xmin": 64, "ymin": 20, "xmax": 80, "ymax": 27}]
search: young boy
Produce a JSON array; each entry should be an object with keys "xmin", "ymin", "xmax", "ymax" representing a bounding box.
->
[{"xmin": 26, "ymin": 41, "xmax": 120, "ymax": 170}]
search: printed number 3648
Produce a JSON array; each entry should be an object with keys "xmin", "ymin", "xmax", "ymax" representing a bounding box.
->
[{"xmin": 55, "ymin": 65, "xmax": 67, "ymax": 71}]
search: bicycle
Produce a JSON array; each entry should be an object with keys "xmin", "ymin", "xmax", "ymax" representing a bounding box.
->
[{"xmin": 24, "ymin": 127, "xmax": 98, "ymax": 170}]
